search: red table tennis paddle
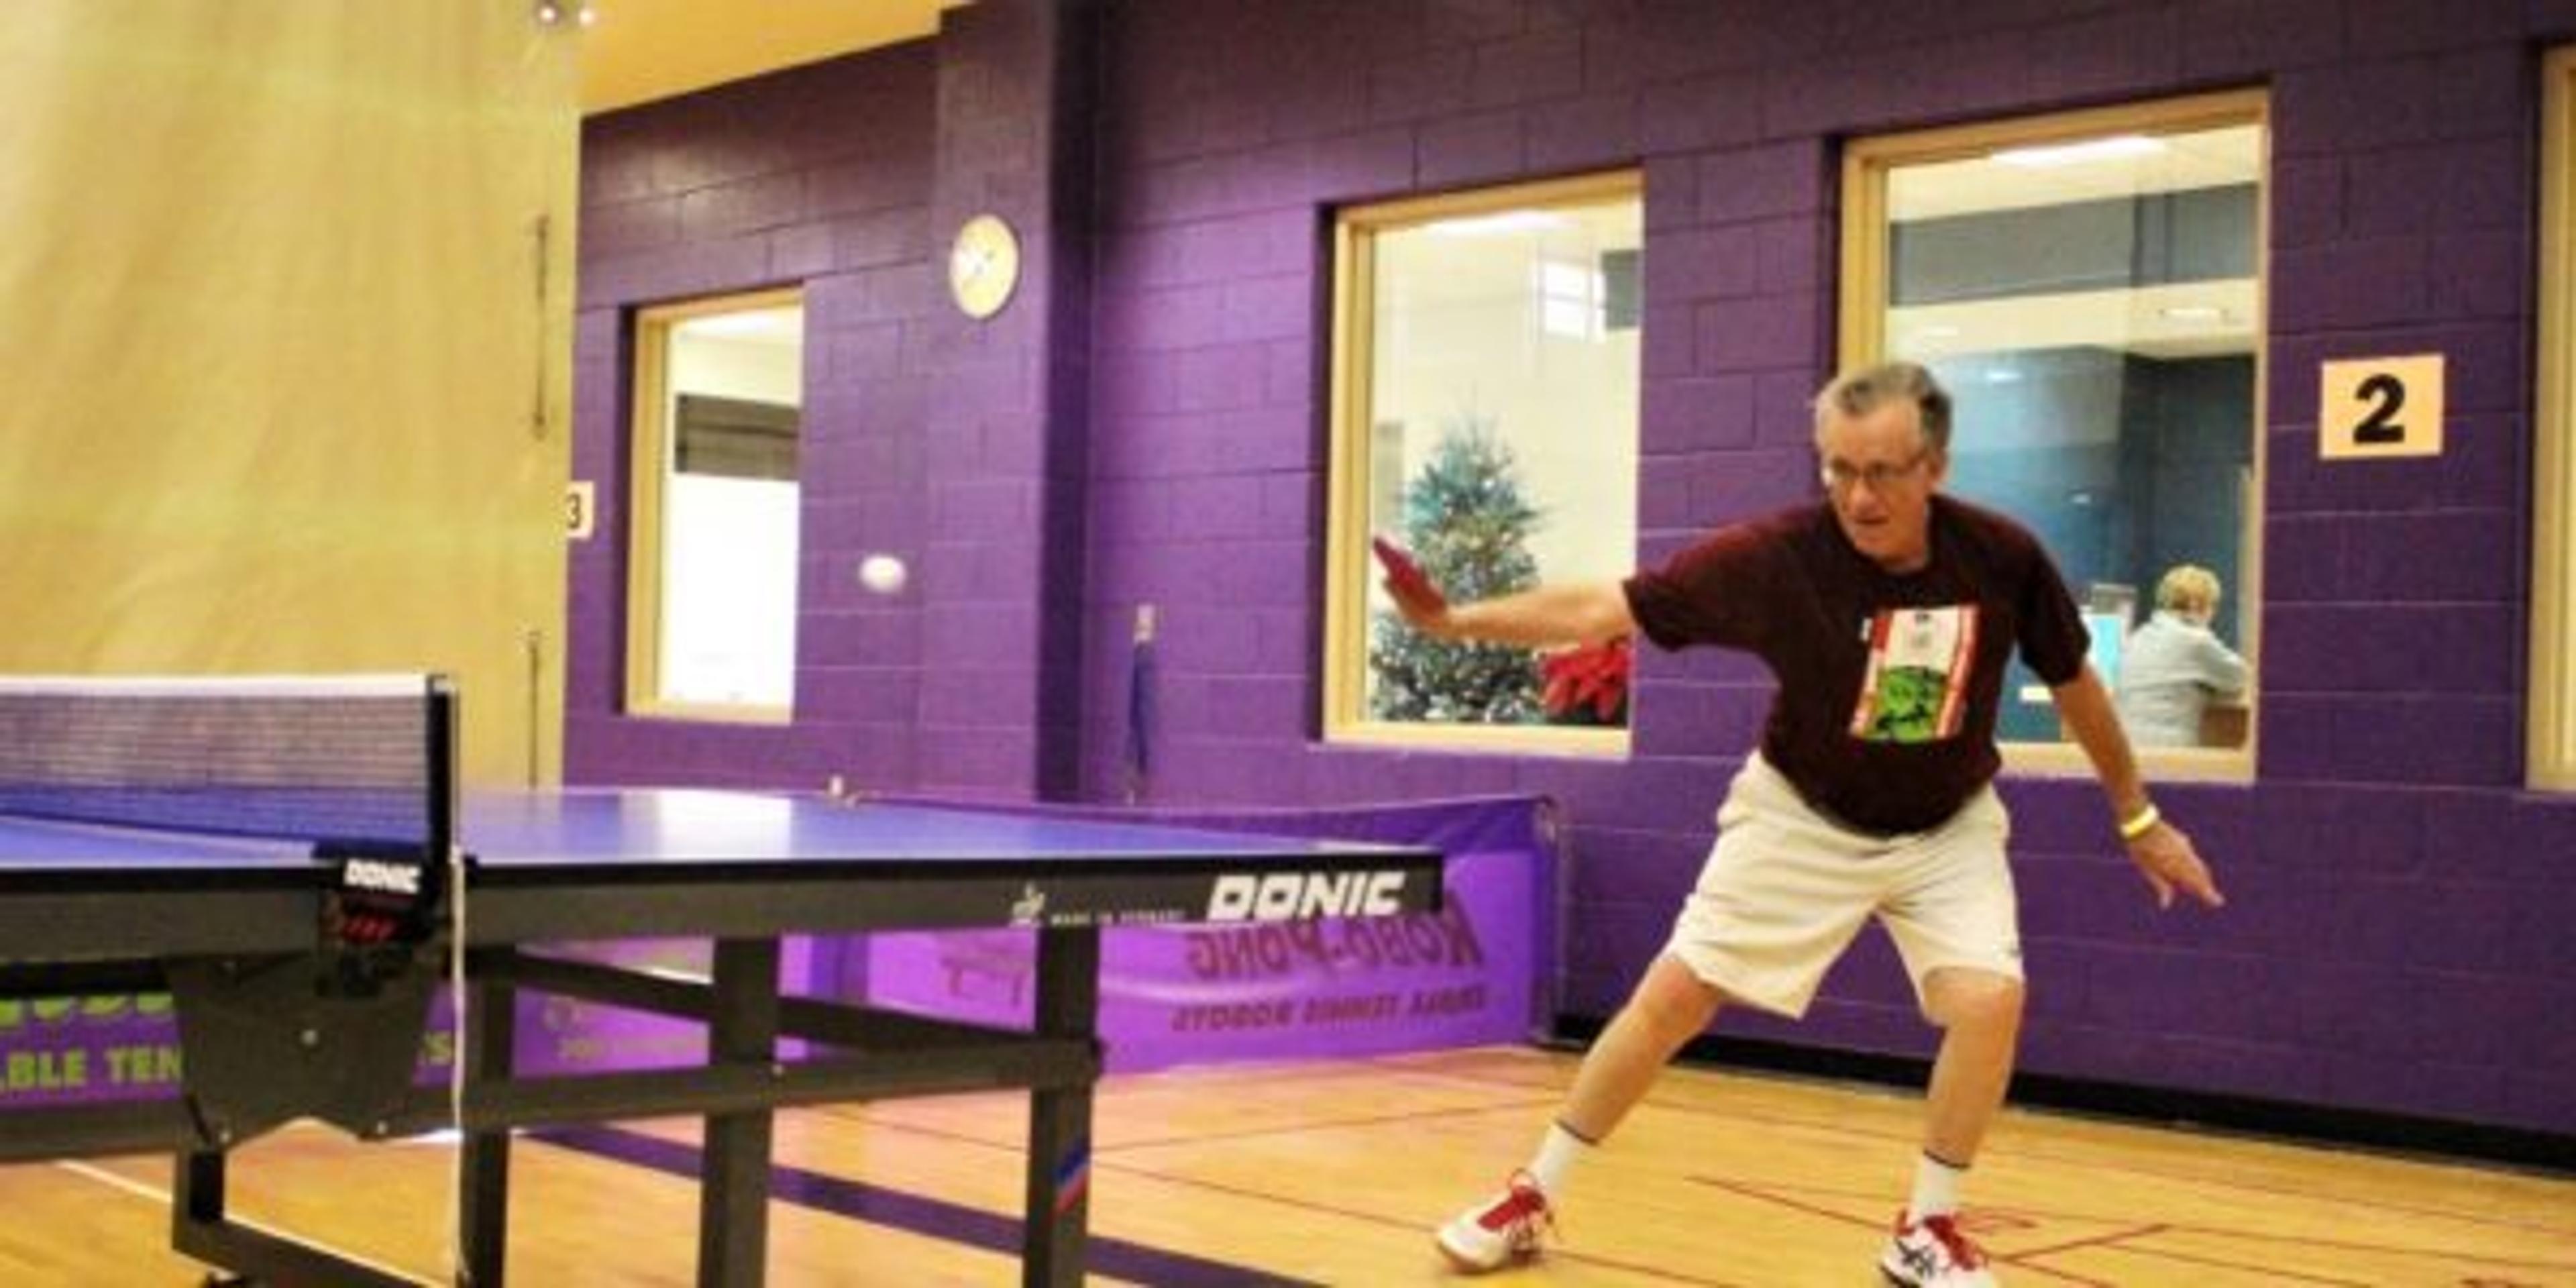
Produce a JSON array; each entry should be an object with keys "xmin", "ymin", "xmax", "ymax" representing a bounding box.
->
[{"xmin": 1371, "ymin": 536, "xmax": 1446, "ymax": 612}]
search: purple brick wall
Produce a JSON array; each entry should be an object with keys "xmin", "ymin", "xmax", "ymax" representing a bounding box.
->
[
  {"xmin": 570, "ymin": 0, "xmax": 2576, "ymax": 1136},
  {"xmin": 568, "ymin": 44, "xmax": 939, "ymax": 791},
  {"xmin": 921, "ymin": 0, "xmax": 1102, "ymax": 798}
]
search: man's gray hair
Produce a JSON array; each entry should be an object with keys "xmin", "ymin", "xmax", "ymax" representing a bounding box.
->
[{"xmin": 1814, "ymin": 361, "xmax": 1953, "ymax": 454}]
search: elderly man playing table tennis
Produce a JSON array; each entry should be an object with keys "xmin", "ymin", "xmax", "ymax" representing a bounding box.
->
[{"xmin": 1379, "ymin": 361, "xmax": 2223, "ymax": 1287}]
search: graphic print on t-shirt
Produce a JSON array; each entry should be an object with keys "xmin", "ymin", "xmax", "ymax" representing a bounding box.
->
[{"xmin": 1847, "ymin": 604, "xmax": 1980, "ymax": 743}]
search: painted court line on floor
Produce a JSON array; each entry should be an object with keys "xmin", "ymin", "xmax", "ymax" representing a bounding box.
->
[{"xmin": 1690, "ymin": 1173, "xmax": 2576, "ymax": 1286}]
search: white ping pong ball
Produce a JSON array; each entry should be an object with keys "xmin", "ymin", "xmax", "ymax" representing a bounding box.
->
[{"xmin": 857, "ymin": 554, "xmax": 908, "ymax": 595}]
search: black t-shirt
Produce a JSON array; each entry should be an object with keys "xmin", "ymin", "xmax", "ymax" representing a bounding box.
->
[{"xmin": 1623, "ymin": 496, "xmax": 2090, "ymax": 835}]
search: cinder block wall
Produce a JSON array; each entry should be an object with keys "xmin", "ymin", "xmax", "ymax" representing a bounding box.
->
[
  {"xmin": 570, "ymin": 0, "xmax": 2576, "ymax": 1138},
  {"xmin": 570, "ymin": 46, "xmax": 939, "ymax": 791}
]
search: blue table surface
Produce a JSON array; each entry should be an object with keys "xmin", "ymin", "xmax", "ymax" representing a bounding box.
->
[{"xmin": 0, "ymin": 788, "xmax": 1409, "ymax": 873}]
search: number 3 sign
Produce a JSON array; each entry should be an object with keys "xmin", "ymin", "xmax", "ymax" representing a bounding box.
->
[
  {"xmin": 566, "ymin": 481, "xmax": 596, "ymax": 541},
  {"xmin": 2320, "ymin": 354, "xmax": 2445, "ymax": 459}
]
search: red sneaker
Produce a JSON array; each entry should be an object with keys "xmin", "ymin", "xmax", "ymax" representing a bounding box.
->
[
  {"xmin": 1879, "ymin": 1209, "xmax": 1998, "ymax": 1286},
  {"xmin": 1434, "ymin": 1169, "xmax": 1553, "ymax": 1273}
]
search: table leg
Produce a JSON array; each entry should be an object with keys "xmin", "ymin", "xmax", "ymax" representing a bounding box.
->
[
  {"xmin": 458, "ymin": 954, "xmax": 518, "ymax": 1285},
  {"xmin": 172, "ymin": 1146, "xmax": 226, "ymax": 1239},
  {"xmin": 700, "ymin": 937, "xmax": 781, "ymax": 1286},
  {"xmin": 1022, "ymin": 924, "xmax": 1099, "ymax": 1288}
]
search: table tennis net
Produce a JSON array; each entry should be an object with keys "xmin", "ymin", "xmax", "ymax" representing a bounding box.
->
[{"xmin": 0, "ymin": 676, "xmax": 453, "ymax": 855}]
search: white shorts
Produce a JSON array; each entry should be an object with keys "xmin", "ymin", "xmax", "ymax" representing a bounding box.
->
[{"xmin": 1663, "ymin": 753, "xmax": 2021, "ymax": 1019}]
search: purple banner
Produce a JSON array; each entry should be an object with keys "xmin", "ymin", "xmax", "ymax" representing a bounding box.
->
[
  {"xmin": 835, "ymin": 796, "xmax": 1558, "ymax": 1071},
  {"xmin": 484, "ymin": 937, "xmax": 823, "ymax": 1077},
  {"xmin": 0, "ymin": 938, "xmax": 822, "ymax": 1110},
  {"xmin": 0, "ymin": 993, "xmax": 183, "ymax": 1107}
]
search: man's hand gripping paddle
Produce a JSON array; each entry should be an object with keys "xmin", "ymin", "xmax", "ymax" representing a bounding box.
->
[{"xmin": 1371, "ymin": 536, "xmax": 1448, "ymax": 616}]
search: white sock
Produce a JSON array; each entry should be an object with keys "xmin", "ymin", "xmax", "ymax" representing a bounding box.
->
[
  {"xmin": 1908, "ymin": 1150, "xmax": 1967, "ymax": 1220},
  {"xmin": 1528, "ymin": 1120, "xmax": 1595, "ymax": 1196}
]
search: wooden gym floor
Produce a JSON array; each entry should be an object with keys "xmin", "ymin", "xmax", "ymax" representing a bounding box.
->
[{"xmin": 1, "ymin": 1045, "xmax": 2569, "ymax": 1285}]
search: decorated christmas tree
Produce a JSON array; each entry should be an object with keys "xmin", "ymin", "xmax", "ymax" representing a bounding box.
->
[{"xmin": 1369, "ymin": 414, "xmax": 1545, "ymax": 723}]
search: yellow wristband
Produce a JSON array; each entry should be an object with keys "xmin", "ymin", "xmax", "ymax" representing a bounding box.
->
[{"xmin": 2117, "ymin": 803, "xmax": 2161, "ymax": 842}]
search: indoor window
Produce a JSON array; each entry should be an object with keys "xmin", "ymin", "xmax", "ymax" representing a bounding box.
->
[
  {"xmin": 1841, "ymin": 93, "xmax": 2267, "ymax": 775},
  {"xmin": 2535, "ymin": 49, "xmax": 2576, "ymax": 790},
  {"xmin": 626, "ymin": 290, "xmax": 804, "ymax": 720},
  {"xmin": 1324, "ymin": 173, "xmax": 1642, "ymax": 753}
]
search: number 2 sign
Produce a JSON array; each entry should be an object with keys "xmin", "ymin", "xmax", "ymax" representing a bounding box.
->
[{"xmin": 2320, "ymin": 354, "xmax": 2445, "ymax": 459}]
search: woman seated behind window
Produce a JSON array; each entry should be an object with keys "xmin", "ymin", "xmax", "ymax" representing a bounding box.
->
[{"xmin": 2115, "ymin": 564, "xmax": 2249, "ymax": 747}]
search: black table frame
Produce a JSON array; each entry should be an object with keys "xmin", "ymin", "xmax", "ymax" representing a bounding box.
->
[{"xmin": 0, "ymin": 846, "xmax": 1440, "ymax": 1287}]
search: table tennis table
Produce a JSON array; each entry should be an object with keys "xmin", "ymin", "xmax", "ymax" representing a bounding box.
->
[{"xmin": 0, "ymin": 786, "xmax": 1444, "ymax": 1286}]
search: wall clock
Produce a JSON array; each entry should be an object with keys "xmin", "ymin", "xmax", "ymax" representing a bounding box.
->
[{"xmin": 947, "ymin": 213, "xmax": 1021, "ymax": 321}]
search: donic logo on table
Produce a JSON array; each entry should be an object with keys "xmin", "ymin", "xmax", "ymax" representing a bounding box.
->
[
  {"xmin": 342, "ymin": 858, "xmax": 423, "ymax": 896},
  {"xmin": 1204, "ymin": 870, "xmax": 1407, "ymax": 922}
]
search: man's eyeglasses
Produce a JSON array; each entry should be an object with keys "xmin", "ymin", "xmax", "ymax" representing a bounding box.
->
[{"xmin": 1819, "ymin": 451, "xmax": 1930, "ymax": 494}]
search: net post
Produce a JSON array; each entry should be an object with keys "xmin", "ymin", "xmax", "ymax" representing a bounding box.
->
[{"xmin": 426, "ymin": 675, "xmax": 459, "ymax": 872}]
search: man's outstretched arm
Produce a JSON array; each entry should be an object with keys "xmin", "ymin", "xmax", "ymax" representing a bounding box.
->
[{"xmin": 1375, "ymin": 538, "xmax": 1634, "ymax": 648}]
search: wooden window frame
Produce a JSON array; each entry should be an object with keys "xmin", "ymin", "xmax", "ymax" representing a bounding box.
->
[
  {"xmin": 1322, "ymin": 171, "xmax": 1641, "ymax": 757},
  {"xmin": 1838, "ymin": 90, "xmax": 2270, "ymax": 784},
  {"xmin": 2534, "ymin": 50, "xmax": 2576, "ymax": 789},
  {"xmin": 625, "ymin": 287, "xmax": 803, "ymax": 725}
]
